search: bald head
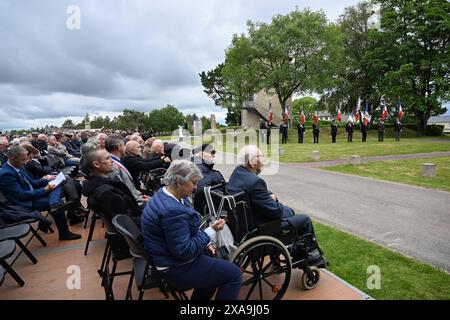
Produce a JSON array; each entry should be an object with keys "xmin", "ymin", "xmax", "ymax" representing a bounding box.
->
[
  {"xmin": 126, "ymin": 140, "xmax": 142, "ymax": 157},
  {"xmin": 84, "ymin": 148, "xmax": 113, "ymax": 176},
  {"xmin": 150, "ymin": 140, "xmax": 164, "ymax": 156}
]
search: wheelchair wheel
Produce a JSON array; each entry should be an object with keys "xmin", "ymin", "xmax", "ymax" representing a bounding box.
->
[
  {"xmin": 300, "ymin": 266, "xmax": 320, "ymax": 290},
  {"xmin": 230, "ymin": 235, "xmax": 292, "ymax": 300}
]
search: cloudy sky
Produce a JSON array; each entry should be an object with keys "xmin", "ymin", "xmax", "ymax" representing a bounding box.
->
[{"xmin": 0, "ymin": 0, "xmax": 374, "ymax": 131}]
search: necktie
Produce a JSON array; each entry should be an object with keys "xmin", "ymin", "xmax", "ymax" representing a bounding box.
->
[{"xmin": 19, "ymin": 171, "xmax": 34, "ymax": 191}]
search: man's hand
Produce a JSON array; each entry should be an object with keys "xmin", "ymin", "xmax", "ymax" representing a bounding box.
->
[
  {"xmin": 44, "ymin": 184, "xmax": 57, "ymax": 193},
  {"xmin": 143, "ymin": 195, "xmax": 151, "ymax": 202},
  {"xmin": 270, "ymin": 193, "xmax": 277, "ymax": 201},
  {"xmin": 163, "ymin": 156, "xmax": 171, "ymax": 164},
  {"xmin": 211, "ymin": 218, "xmax": 225, "ymax": 231},
  {"xmin": 207, "ymin": 243, "xmax": 217, "ymax": 255},
  {"xmin": 44, "ymin": 175, "xmax": 56, "ymax": 181}
]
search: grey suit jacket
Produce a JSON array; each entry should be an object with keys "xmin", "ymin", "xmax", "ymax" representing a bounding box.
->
[{"xmin": 108, "ymin": 158, "xmax": 145, "ymax": 207}]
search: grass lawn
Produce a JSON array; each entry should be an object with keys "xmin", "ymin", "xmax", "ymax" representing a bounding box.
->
[
  {"xmin": 314, "ymin": 221, "xmax": 450, "ymax": 300},
  {"xmin": 322, "ymin": 156, "xmax": 450, "ymax": 192}
]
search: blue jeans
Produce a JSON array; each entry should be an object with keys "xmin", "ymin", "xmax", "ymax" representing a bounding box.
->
[
  {"xmin": 32, "ymin": 185, "xmax": 63, "ymax": 211},
  {"xmin": 165, "ymin": 254, "xmax": 242, "ymax": 300}
]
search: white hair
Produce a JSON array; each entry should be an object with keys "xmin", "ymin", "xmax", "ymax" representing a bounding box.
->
[
  {"xmin": 237, "ymin": 145, "xmax": 261, "ymax": 166},
  {"xmin": 163, "ymin": 159, "xmax": 202, "ymax": 187}
]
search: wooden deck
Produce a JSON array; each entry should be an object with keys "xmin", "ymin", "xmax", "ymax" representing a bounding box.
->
[{"xmin": 0, "ymin": 216, "xmax": 369, "ymax": 300}]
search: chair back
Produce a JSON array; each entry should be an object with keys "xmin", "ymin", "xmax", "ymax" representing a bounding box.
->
[{"xmin": 112, "ymin": 215, "xmax": 150, "ymax": 261}]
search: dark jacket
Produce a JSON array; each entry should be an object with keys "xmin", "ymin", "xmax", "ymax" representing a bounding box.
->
[
  {"xmin": 0, "ymin": 162, "xmax": 49, "ymax": 210},
  {"xmin": 331, "ymin": 123, "xmax": 338, "ymax": 135},
  {"xmin": 346, "ymin": 123, "xmax": 353, "ymax": 133},
  {"xmin": 280, "ymin": 123, "xmax": 288, "ymax": 136},
  {"xmin": 82, "ymin": 175, "xmax": 141, "ymax": 221},
  {"xmin": 141, "ymin": 189, "xmax": 210, "ymax": 267},
  {"xmin": 227, "ymin": 166, "xmax": 291, "ymax": 226},
  {"xmin": 25, "ymin": 159, "xmax": 53, "ymax": 180},
  {"xmin": 313, "ymin": 124, "xmax": 320, "ymax": 134},
  {"xmin": 122, "ymin": 155, "xmax": 165, "ymax": 189},
  {"xmin": 192, "ymin": 156, "xmax": 225, "ymax": 214}
]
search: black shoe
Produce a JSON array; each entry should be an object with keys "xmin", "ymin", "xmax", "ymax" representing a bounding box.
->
[
  {"xmin": 69, "ymin": 215, "xmax": 85, "ymax": 226},
  {"xmin": 75, "ymin": 207, "xmax": 90, "ymax": 214},
  {"xmin": 59, "ymin": 231, "xmax": 82, "ymax": 241},
  {"xmin": 38, "ymin": 220, "xmax": 53, "ymax": 233}
]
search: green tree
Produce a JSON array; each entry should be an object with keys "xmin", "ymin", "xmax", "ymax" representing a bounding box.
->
[
  {"xmin": 377, "ymin": 0, "xmax": 450, "ymax": 134},
  {"xmin": 292, "ymin": 97, "xmax": 319, "ymax": 121},
  {"xmin": 225, "ymin": 9, "xmax": 342, "ymax": 112},
  {"xmin": 200, "ymin": 61, "xmax": 250, "ymax": 126},
  {"xmin": 114, "ymin": 109, "xmax": 147, "ymax": 131},
  {"xmin": 147, "ymin": 105, "xmax": 185, "ymax": 133},
  {"xmin": 320, "ymin": 2, "xmax": 391, "ymax": 124},
  {"xmin": 61, "ymin": 119, "xmax": 75, "ymax": 129}
]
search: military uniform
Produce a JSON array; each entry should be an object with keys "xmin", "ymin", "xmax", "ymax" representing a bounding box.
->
[
  {"xmin": 378, "ymin": 122, "xmax": 385, "ymax": 142},
  {"xmin": 331, "ymin": 122, "xmax": 338, "ymax": 143},
  {"xmin": 394, "ymin": 120, "xmax": 402, "ymax": 141},
  {"xmin": 297, "ymin": 123, "xmax": 305, "ymax": 143},
  {"xmin": 280, "ymin": 122, "xmax": 288, "ymax": 144},
  {"xmin": 313, "ymin": 124, "xmax": 320, "ymax": 144},
  {"xmin": 345, "ymin": 121, "xmax": 353, "ymax": 142}
]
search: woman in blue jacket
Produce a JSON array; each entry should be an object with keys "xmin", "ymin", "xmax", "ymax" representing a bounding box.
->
[{"xmin": 141, "ymin": 160, "xmax": 242, "ymax": 300}]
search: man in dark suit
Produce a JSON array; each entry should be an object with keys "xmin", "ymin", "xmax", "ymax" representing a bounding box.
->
[
  {"xmin": 394, "ymin": 118, "xmax": 403, "ymax": 141},
  {"xmin": 361, "ymin": 119, "xmax": 368, "ymax": 142},
  {"xmin": 378, "ymin": 121, "xmax": 385, "ymax": 142},
  {"xmin": 280, "ymin": 121, "xmax": 288, "ymax": 144},
  {"xmin": 331, "ymin": 120, "xmax": 338, "ymax": 143},
  {"xmin": 82, "ymin": 148, "xmax": 142, "ymax": 223},
  {"xmin": 345, "ymin": 120, "xmax": 353, "ymax": 142},
  {"xmin": 226, "ymin": 145, "xmax": 326, "ymax": 268},
  {"xmin": 297, "ymin": 122, "xmax": 305, "ymax": 144},
  {"xmin": 192, "ymin": 144, "xmax": 225, "ymax": 215},
  {"xmin": 312, "ymin": 123, "xmax": 320, "ymax": 143},
  {"xmin": 0, "ymin": 146, "xmax": 81, "ymax": 240}
]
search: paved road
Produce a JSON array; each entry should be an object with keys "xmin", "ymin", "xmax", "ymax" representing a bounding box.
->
[{"xmin": 214, "ymin": 153, "xmax": 450, "ymax": 272}]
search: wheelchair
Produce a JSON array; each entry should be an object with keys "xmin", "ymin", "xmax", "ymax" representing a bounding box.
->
[
  {"xmin": 138, "ymin": 168, "xmax": 166, "ymax": 196},
  {"xmin": 202, "ymin": 184, "xmax": 327, "ymax": 300}
]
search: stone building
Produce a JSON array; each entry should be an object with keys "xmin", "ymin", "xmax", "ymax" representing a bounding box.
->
[{"xmin": 241, "ymin": 90, "xmax": 292, "ymax": 129}]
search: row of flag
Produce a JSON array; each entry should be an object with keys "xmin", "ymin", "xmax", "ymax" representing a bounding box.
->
[{"xmin": 266, "ymin": 96, "xmax": 404, "ymax": 125}]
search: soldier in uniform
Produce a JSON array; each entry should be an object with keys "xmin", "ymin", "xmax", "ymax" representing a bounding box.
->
[
  {"xmin": 331, "ymin": 120, "xmax": 338, "ymax": 143},
  {"xmin": 297, "ymin": 122, "xmax": 305, "ymax": 144},
  {"xmin": 266, "ymin": 121, "xmax": 271, "ymax": 144},
  {"xmin": 313, "ymin": 123, "xmax": 320, "ymax": 144},
  {"xmin": 378, "ymin": 120, "xmax": 385, "ymax": 142},
  {"xmin": 361, "ymin": 118, "xmax": 368, "ymax": 142},
  {"xmin": 345, "ymin": 120, "xmax": 353, "ymax": 142},
  {"xmin": 280, "ymin": 121, "xmax": 288, "ymax": 144},
  {"xmin": 259, "ymin": 119, "xmax": 267, "ymax": 144},
  {"xmin": 394, "ymin": 118, "xmax": 403, "ymax": 141}
]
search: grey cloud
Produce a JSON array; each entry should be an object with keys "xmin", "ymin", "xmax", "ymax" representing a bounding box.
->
[{"xmin": 0, "ymin": 0, "xmax": 360, "ymax": 130}]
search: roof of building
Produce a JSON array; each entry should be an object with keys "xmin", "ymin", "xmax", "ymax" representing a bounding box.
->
[{"xmin": 428, "ymin": 116, "xmax": 450, "ymax": 124}]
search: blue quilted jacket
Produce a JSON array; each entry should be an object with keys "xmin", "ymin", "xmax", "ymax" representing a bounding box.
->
[{"xmin": 141, "ymin": 188, "xmax": 210, "ymax": 267}]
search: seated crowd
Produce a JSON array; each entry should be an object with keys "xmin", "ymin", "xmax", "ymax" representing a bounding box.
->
[{"xmin": 1, "ymin": 128, "xmax": 325, "ymax": 299}]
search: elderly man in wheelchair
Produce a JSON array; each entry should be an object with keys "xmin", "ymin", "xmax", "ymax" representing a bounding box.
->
[{"xmin": 201, "ymin": 145, "xmax": 327, "ymax": 300}]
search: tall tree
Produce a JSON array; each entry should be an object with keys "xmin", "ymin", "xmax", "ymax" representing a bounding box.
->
[
  {"xmin": 292, "ymin": 97, "xmax": 320, "ymax": 120},
  {"xmin": 320, "ymin": 2, "xmax": 390, "ymax": 124},
  {"xmin": 225, "ymin": 9, "xmax": 342, "ymax": 112},
  {"xmin": 61, "ymin": 119, "xmax": 75, "ymax": 129},
  {"xmin": 377, "ymin": 0, "xmax": 450, "ymax": 134},
  {"xmin": 147, "ymin": 105, "xmax": 185, "ymax": 132}
]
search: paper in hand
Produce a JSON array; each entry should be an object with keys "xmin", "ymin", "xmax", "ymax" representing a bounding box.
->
[{"xmin": 49, "ymin": 172, "xmax": 66, "ymax": 187}]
